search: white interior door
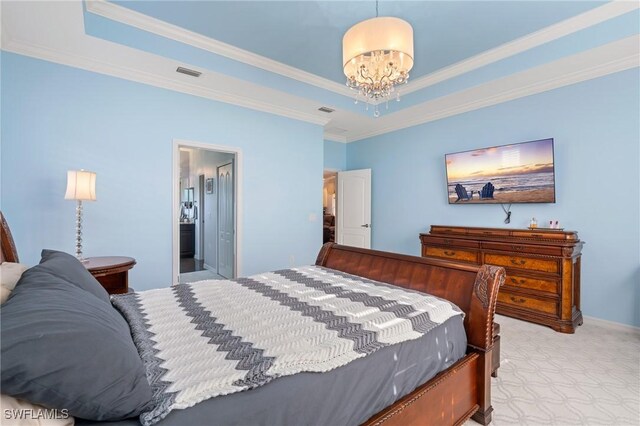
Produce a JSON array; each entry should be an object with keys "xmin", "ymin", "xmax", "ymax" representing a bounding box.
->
[
  {"xmin": 217, "ymin": 162, "xmax": 234, "ymax": 278},
  {"xmin": 337, "ymin": 169, "xmax": 371, "ymax": 248}
]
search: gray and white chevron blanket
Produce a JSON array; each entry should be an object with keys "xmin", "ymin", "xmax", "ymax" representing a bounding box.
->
[{"xmin": 112, "ymin": 265, "xmax": 464, "ymax": 426}]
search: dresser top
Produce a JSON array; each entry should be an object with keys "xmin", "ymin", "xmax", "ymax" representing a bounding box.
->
[{"xmin": 422, "ymin": 225, "xmax": 580, "ymax": 243}]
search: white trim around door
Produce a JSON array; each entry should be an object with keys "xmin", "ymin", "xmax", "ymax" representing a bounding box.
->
[{"xmin": 172, "ymin": 138, "xmax": 243, "ymax": 285}]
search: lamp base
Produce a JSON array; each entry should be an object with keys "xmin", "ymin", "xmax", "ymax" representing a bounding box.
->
[{"xmin": 75, "ymin": 200, "xmax": 85, "ymax": 261}]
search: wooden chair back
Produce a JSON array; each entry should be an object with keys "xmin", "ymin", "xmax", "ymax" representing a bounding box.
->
[
  {"xmin": 455, "ymin": 184, "xmax": 472, "ymax": 202},
  {"xmin": 481, "ymin": 182, "xmax": 495, "ymax": 199}
]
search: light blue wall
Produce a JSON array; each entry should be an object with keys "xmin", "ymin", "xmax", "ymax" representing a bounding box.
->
[
  {"xmin": 1, "ymin": 52, "xmax": 324, "ymax": 290},
  {"xmin": 323, "ymin": 140, "xmax": 347, "ymax": 171},
  {"xmin": 347, "ymin": 69, "xmax": 640, "ymax": 327}
]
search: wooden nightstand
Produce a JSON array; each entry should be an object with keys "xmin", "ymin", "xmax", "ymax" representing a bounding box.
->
[{"xmin": 85, "ymin": 256, "xmax": 136, "ymax": 295}]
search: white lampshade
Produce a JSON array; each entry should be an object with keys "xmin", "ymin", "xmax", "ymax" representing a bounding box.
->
[
  {"xmin": 342, "ymin": 17, "xmax": 414, "ymax": 76},
  {"xmin": 64, "ymin": 170, "xmax": 97, "ymax": 201}
]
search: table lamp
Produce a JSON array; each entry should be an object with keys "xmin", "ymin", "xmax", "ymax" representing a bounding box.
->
[{"xmin": 64, "ymin": 170, "xmax": 96, "ymax": 262}]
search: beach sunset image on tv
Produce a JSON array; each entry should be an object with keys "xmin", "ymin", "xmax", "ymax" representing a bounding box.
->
[{"xmin": 445, "ymin": 138, "xmax": 556, "ymax": 204}]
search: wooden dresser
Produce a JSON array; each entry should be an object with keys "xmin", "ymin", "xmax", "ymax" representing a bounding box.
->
[{"xmin": 420, "ymin": 225, "xmax": 584, "ymax": 333}]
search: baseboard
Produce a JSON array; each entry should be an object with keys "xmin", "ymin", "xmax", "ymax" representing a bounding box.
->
[
  {"xmin": 583, "ymin": 315, "xmax": 640, "ymax": 334},
  {"xmin": 203, "ymin": 263, "xmax": 216, "ymax": 271}
]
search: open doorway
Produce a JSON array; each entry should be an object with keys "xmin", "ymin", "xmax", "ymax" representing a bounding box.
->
[
  {"xmin": 323, "ymin": 170, "xmax": 337, "ymax": 244},
  {"xmin": 173, "ymin": 140, "xmax": 241, "ymax": 285}
]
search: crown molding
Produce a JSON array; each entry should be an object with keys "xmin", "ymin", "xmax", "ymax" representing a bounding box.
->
[
  {"xmin": 398, "ymin": 1, "xmax": 640, "ymax": 98},
  {"xmin": 0, "ymin": 4, "xmax": 11, "ymax": 51},
  {"xmin": 3, "ymin": 1, "xmax": 637, "ymax": 143},
  {"xmin": 323, "ymin": 132, "xmax": 349, "ymax": 144},
  {"xmin": 2, "ymin": 38, "xmax": 331, "ymax": 127},
  {"xmin": 85, "ymin": 0, "xmax": 353, "ymax": 98},
  {"xmin": 347, "ymin": 35, "xmax": 640, "ymax": 142},
  {"xmin": 85, "ymin": 0, "xmax": 638, "ymax": 109}
]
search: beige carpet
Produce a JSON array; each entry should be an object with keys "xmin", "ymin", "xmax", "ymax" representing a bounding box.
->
[{"xmin": 469, "ymin": 315, "xmax": 640, "ymax": 425}]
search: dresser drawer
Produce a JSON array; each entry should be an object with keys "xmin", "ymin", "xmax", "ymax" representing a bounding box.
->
[
  {"xmin": 420, "ymin": 236, "xmax": 480, "ymax": 249},
  {"xmin": 466, "ymin": 228, "xmax": 511, "ymax": 237},
  {"xmin": 485, "ymin": 253, "xmax": 558, "ymax": 273},
  {"xmin": 423, "ymin": 246, "xmax": 479, "ymax": 263},
  {"xmin": 482, "ymin": 241, "xmax": 563, "ymax": 256},
  {"xmin": 498, "ymin": 291, "xmax": 558, "ymax": 316},
  {"xmin": 505, "ymin": 274, "xmax": 558, "ymax": 294}
]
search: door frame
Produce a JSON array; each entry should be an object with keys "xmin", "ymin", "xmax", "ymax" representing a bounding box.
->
[
  {"xmin": 216, "ymin": 161, "xmax": 234, "ymax": 278},
  {"xmin": 172, "ymin": 139, "xmax": 243, "ymax": 285}
]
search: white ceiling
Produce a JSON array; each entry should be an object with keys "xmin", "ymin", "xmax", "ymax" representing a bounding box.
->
[
  {"xmin": 110, "ymin": 1, "xmax": 606, "ymax": 83},
  {"xmin": 1, "ymin": 1, "xmax": 638, "ymax": 143}
]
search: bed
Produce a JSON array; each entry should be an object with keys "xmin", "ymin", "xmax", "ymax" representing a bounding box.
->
[{"xmin": 0, "ymin": 211, "xmax": 504, "ymax": 426}]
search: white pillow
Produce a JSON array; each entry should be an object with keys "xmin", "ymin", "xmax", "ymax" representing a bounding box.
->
[
  {"xmin": 0, "ymin": 262, "xmax": 28, "ymax": 303},
  {"xmin": 0, "ymin": 394, "xmax": 74, "ymax": 426}
]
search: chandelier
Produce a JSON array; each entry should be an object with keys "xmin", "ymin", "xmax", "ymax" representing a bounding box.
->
[{"xmin": 342, "ymin": 2, "xmax": 414, "ymax": 117}]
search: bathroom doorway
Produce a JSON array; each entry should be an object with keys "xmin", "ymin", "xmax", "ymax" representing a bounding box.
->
[
  {"xmin": 172, "ymin": 140, "xmax": 241, "ymax": 285},
  {"xmin": 323, "ymin": 170, "xmax": 337, "ymax": 244}
]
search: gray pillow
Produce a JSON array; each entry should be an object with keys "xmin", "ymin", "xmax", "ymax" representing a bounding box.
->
[
  {"xmin": 0, "ymin": 266, "xmax": 152, "ymax": 420},
  {"xmin": 38, "ymin": 249, "xmax": 110, "ymax": 303}
]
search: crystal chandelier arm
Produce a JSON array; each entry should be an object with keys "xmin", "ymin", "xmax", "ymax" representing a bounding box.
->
[{"xmin": 362, "ymin": 76, "xmax": 376, "ymax": 88}]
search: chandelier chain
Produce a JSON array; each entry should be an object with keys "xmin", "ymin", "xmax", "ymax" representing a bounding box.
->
[{"xmin": 376, "ymin": 0, "xmax": 379, "ymax": 18}]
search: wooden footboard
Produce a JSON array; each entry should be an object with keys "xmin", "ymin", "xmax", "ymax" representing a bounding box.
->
[
  {"xmin": 315, "ymin": 243, "xmax": 505, "ymax": 425},
  {"xmin": 364, "ymin": 354, "xmax": 480, "ymax": 426}
]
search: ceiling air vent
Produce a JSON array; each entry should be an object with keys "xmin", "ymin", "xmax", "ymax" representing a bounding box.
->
[
  {"xmin": 318, "ymin": 106, "xmax": 335, "ymax": 113},
  {"xmin": 176, "ymin": 67, "xmax": 202, "ymax": 77}
]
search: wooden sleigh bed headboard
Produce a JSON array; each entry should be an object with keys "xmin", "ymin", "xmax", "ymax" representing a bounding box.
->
[
  {"xmin": 316, "ymin": 243, "xmax": 504, "ymax": 351},
  {"xmin": 316, "ymin": 243, "xmax": 505, "ymax": 425},
  {"xmin": 1, "ymin": 211, "xmax": 20, "ymax": 263}
]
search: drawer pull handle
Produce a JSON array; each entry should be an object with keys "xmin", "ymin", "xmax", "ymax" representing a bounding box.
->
[
  {"xmin": 444, "ymin": 239, "xmax": 453, "ymax": 245},
  {"xmin": 510, "ymin": 259, "xmax": 526, "ymax": 265},
  {"xmin": 444, "ymin": 250, "xmax": 456, "ymax": 256},
  {"xmin": 510, "ymin": 296, "xmax": 526, "ymax": 304},
  {"xmin": 510, "ymin": 277, "xmax": 526, "ymax": 285},
  {"xmin": 512, "ymin": 245, "xmax": 524, "ymax": 250},
  {"xmin": 530, "ymin": 234, "xmax": 544, "ymax": 238}
]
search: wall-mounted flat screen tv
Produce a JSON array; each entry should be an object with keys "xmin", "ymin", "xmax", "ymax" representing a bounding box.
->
[{"xmin": 445, "ymin": 138, "xmax": 556, "ymax": 204}]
